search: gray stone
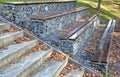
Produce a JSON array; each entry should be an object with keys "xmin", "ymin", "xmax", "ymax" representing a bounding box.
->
[
  {"xmin": 0, "ymin": 2, "xmax": 88, "ymax": 38},
  {"xmin": 0, "ymin": 23, "xmax": 10, "ymax": 32},
  {"xmin": 0, "ymin": 49, "xmax": 52, "ymax": 77},
  {"xmin": 30, "ymin": 58, "xmax": 68, "ymax": 77},
  {"xmin": 0, "ymin": 1, "xmax": 76, "ymax": 22},
  {"xmin": 60, "ymin": 16, "xmax": 99, "ymax": 56},
  {"xmin": 0, "ymin": 31, "xmax": 24, "ymax": 47},
  {"xmin": 0, "ymin": 40, "xmax": 38, "ymax": 68}
]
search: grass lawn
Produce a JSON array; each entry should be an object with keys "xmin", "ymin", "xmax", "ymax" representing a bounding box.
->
[{"xmin": 77, "ymin": 0, "xmax": 120, "ymax": 20}]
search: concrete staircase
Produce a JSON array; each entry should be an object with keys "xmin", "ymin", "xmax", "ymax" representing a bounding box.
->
[
  {"xmin": 0, "ymin": 20, "xmax": 88, "ymax": 77},
  {"xmin": 0, "ymin": 22, "xmax": 68, "ymax": 77}
]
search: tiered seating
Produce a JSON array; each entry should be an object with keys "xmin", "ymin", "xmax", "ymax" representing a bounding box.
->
[
  {"xmin": 31, "ymin": 7, "xmax": 89, "ymax": 37},
  {"xmin": 1, "ymin": 1, "xmax": 77, "ymax": 38},
  {"xmin": 0, "ymin": 0, "xmax": 106, "ymax": 76}
]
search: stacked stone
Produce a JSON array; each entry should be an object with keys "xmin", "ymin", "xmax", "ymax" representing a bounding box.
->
[
  {"xmin": 0, "ymin": 1, "xmax": 76, "ymax": 37},
  {"xmin": 60, "ymin": 15, "xmax": 99, "ymax": 56}
]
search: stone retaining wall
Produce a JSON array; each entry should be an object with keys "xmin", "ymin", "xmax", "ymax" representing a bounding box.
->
[{"xmin": 0, "ymin": 1, "xmax": 96, "ymax": 56}]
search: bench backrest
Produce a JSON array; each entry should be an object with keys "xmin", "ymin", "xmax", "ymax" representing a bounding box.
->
[{"xmin": 97, "ymin": 20, "xmax": 116, "ymax": 63}]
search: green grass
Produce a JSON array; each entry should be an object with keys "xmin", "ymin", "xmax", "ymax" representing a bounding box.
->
[
  {"xmin": 77, "ymin": 0, "xmax": 120, "ymax": 20},
  {"xmin": 113, "ymin": 0, "xmax": 120, "ymax": 2}
]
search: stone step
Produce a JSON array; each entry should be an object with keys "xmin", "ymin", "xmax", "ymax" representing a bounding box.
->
[
  {"xmin": 0, "ymin": 23, "xmax": 10, "ymax": 32},
  {"xmin": 59, "ymin": 62, "xmax": 85, "ymax": 77},
  {"xmin": 30, "ymin": 58, "xmax": 68, "ymax": 77},
  {"xmin": 0, "ymin": 40, "xmax": 38, "ymax": 68},
  {"xmin": 0, "ymin": 49, "xmax": 52, "ymax": 77},
  {"xmin": 0, "ymin": 31, "xmax": 24, "ymax": 47}
]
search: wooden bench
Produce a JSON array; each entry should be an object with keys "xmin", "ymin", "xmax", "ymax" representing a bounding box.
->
[
  {"xmin": 60, "ymin": 14, "xmax": 99, "ymax": 40},
  {"xmin": 31, "ymin": 7, "xmax": 89, "ymax": 21},
  {"xmin": 92, "ymin": 20, "xmax": 116, "ymax": 63}
]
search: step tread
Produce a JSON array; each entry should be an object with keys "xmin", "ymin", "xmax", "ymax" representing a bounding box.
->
[
  {"xmin": 0, "ymin": 31, "xmax": 24, "ymax": 47},
  {"xmin": 0, "ymin": 31, "xmax": 23, "ymax": 39},
  {"xmin": 0, "ymin": 40, "xmax": 37, "ymax": 60},
  {"xmin": 0, "ymin": 23, "xmax": 10, "ymax": 32},
  {"xmin": 0, "ymin": 49, "xmax": 51, "ymax": 77},
  {"xmin": 31, "ymin": 60, "xmax": 64, "ymax": 77},
  {"xmin": 31, "ymin": 7, "xmax": 88, "ymax": 20}
]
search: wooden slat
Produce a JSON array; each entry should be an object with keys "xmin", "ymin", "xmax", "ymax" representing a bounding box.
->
[
  {"xmin": 61, "ymin": 22, "xmax": 85, "ymax": 40},
  {"xmin": 69, "ymin": 16, "xmax": 97, "ymax": 40},
  {"xmin": 97, "ymin": 20, "xmax": 112, "ymax": 53},
  {"xmin": 92, "ymin": 20, "xmax": 112, "ymax": 63},
  {"xmin": 31, "ymin": 7, "xmax": 89, "ymax": 20},
  {"xmin": 92, "ymin": 20, "xmax": 116, "ymax": 63},
  {"xmin": 106, "ymin": 20, "xmax": 116, "ymax": 75},
  {"xmin": 61, "ymin": 14, "xmax": 98, "ymax": 40}
]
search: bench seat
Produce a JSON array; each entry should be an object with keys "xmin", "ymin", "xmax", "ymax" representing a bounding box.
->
[{"xmin": 31, "ymin": 7, "xmax": 89, "ymax": 21}]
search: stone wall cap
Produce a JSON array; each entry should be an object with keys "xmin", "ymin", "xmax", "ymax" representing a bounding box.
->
[
  {"xmin": 31, "ymin": 7, "xmax": 89, "ymax": 21},
  {"xmin": 5, "ymin": 0, "xmax": 76, "ymax": 5}
]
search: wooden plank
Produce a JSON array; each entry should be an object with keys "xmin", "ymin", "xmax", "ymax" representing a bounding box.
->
[
  {"xmin": 92, "ymin": 20, "xmax": 112, "ymax": 63},
  {"xmin": 106, "ymin": 20, "xmax": 116, "ymax": 75},
  {"xmin": 92, "ymin": 20, "xmax": 116, "ymax": 63},
  {"xmin": 97, "ymin": 20, "xmax": 112, "ymax": 53},
  {"xmin": 69, "ymin": 15, "xmax": 98, "ymax": 40},
  {"xmin": 62, "ymin": 22, "xmax": 85, "ymax": 40},
  {"xmin": 31, "ymin": 7, "xmax": 89, "ymax": 20},
  {"xmin": 61, "ymin": 14, "xmax": 98, "ymax": 40}
]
